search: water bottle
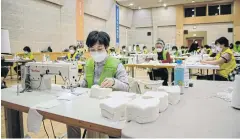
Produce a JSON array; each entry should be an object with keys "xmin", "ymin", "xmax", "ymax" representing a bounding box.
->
[{"xmin": 174, "ymin": 60, "xmax": 184, "ymax": 94}]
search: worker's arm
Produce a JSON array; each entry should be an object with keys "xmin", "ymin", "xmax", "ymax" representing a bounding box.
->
[
  {"xmin": 112, "ymin": 63, "xmax": 129, "ymax": 91},
  {"xmin": 201, "ymin": 53, "xmax": 231, "ymax": 65}
]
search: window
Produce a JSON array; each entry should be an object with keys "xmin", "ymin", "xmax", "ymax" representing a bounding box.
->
[
  {"xmin": 220, "ymin": 4, "xmax": 232, "ymax": 15},
  {"xmin": 185, "ymin": 8, "xmax": 195, "ymax": 17},
  {"xmin": 196, "ymin": 6, "xmax": 206, "ymax": 16},
  {"xmin": 208, "ymin": 5, "xmax": 220, "ymax": 16}
]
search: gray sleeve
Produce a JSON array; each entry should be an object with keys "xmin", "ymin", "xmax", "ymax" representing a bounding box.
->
[{"xmin": 112, "ymin": 63, "xmax": 129, "ymax": 92}]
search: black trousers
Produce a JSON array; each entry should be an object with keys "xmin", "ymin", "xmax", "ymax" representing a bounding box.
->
[
  {"xmin": 14, "ymin": 65, "xmax": 21, "ymax": 77},
  {"xmin": 1, "ymin": 67, "xmax": 9, "ymax": 78},
  {"xmin": 197, "ymin": 74, "xmax": 228, "ymax": 81},
  {"xmin": 148, "ymin": 68, "xmax": 169, "ymax": 86}
]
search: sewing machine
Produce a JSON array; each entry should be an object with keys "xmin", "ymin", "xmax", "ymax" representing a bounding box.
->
[{"xmin": 21, "ymin": 61, "xmax": 79, "ymax": 92}]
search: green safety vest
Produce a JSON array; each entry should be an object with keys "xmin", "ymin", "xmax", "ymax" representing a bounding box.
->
[
  {"xmin": 173, "ymin": 51, "xmax": 180, "ymax": 57},
  {"xmin": 162, "ymin": 50, "xmax": 167, "ymax": 60},
  {"xmin": 233, "ymin": 45, "xmax": 240, "ymax": 52},
  {"xmin": 85, "ymin": 56, "xmax": 121, "ymax": 88}
]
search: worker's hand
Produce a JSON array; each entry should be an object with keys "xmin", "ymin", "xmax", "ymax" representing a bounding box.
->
[
  {"xmin": 101, "ymin": 78, "xmax": 115, "ymax": 88},
  {"xmin": 200, "ymin": 60, "xmax": 206, "ymax": 64}
]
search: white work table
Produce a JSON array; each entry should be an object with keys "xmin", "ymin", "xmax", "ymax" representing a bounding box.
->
[
  {"xmin": 1, "ymin": 85, "xmax": 124, "ymax": 138},
  {"xmin": 122, "ymin": 80, "xmax": 240, "ymax": 138},
  {"xmin": 2, "ymin": 81, "xmax": 240, "ymax": 138}
]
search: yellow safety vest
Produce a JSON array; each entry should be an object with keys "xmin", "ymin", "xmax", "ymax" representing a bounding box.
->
[
  {"xmin": 67, "ymin": 52, "xmax": 83, "ymax": 70},
  {"xmin": 216, "ymin": 48, "xmax": 237, "ymax": 78},
  {"xmin": 23, "ymin": 53, "xmax": 34, "ymax": 60}
]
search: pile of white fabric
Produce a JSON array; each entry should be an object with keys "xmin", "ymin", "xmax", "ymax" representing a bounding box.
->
[
  {"xmin": 99, "ymin": 86, "xmax": 181, "ymax": 124},
  {"xmin": 90, "ymin": 85, "xmax": 112, "ymax": 99}
]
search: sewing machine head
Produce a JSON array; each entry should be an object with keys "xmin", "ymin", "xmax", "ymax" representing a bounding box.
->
[{"xmin": 21, "ymin": 61, "xmax": 79, "ymax": 91}]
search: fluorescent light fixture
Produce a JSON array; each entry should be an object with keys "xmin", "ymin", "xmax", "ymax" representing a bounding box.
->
[
  {"xmin": 163, "ymin": 3, "xmax": 167, "ymax": 7},
  {"xmin": 138, "ymin": 7, "xmax": 141, "ymax": 9},
  {"xmin": 192, "ymin": 0, "xmax": 195, "ymax": 3},
  {"xmin": 129, "ymin": 3, "xmax": 133, "ymax": 6}
]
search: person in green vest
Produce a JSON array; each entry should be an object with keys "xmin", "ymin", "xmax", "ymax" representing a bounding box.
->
[
  {"xmin": 14, "ymin": 46, "xmax": 34, "ymax": 80},
  {"xmin": 198, "ymin": 37, "xmax": 237, "ymax": 81},
  {"xmin": 181, "ymin": 46, "xmax": 187, "ymax": 55},
  {"xmin": 172, "ymin": 46, "xmax": 180, "ymax": 57},
  {"xmin": 233, "ymin": 41, "xmax": 240, "ymax": 53},
  {"xmin": 143, "ymin": 46, "xmax": 148, "ymax": 54},
  {"xmin": 66, "ymin": 45, "xmax": 83, "ymax": 72},
  {"xmin": 148, "ymin": 40, "xmax": 172, "ymax": 86},
  {"xmin": 152, "ymin": 47, "xmax": 157, "ymax": 54},
  {"xmin": 136, "ymin": 45, "xmax": 141, "ymax": 53},
  {"xmin": 67, "ymin": 31, "xmax": 129, "ymax": 138}
]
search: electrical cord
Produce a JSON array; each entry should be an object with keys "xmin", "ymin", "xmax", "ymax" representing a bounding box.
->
[
  {"xmin": 50, "ymin": 120, "xmax": 56, "ymax": 138},
  {"xmin": 42, "ymin": 120, "xmax": 49, "ymax": 138}
]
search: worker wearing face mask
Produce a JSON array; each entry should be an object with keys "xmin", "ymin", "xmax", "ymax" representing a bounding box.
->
[
  {"xmin": 67, "ymin": 31, "xmax": 129, "ymax": 138},
  {"xmin": 66, "ymin": 45, "xmax": 83, "ymax": 72},
  {"xmin": 148, "ymin": 40, "xmax": 172, "ymax": 86},
  {"xmin": 172, "ymin": 46, "xmax": 180, "ymax": 57},
  {"xmin": 143, "ymin": 46, "xmax": 148, "ymax": 54},
  {"xmin": 14, "ymin": 46, "xmax": 34, "ymax": 80},
  {"xmin": 198, "ymin": 37, "xmax": 237, "ymax": 81}
]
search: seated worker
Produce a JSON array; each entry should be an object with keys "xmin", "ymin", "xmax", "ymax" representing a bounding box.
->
[
  {"xmin": 109, "ymin": 47, "xmax": 117, "ymax": 56},
  {"xmin": 197, "ymin": 46, "xmax": 204, "ymax": 54},
  {"xmin": 181, "ymin": 46, "xmax": 187, "ymax": 55},
  {"xmin": 1, "ymin": 56, "xmax": 9, "ymax": 89},
  {"xmin": 172, "ymin": 46, "xmax": 180, "ymax": 57},
  {"xmin": 76, "ymin": 44, "xmax": 86, "ymax": 57},
  {"xmin": 233, "ymin": 41, "xmax": 240, "ymax": 53},
  {"xmin": 120, "ymin": 45, "xmax": 128, "ymax": 56},
  {"xmin": 152, "ymin": 47, "xmax": 157, "ymax": 54},
  {"xmin": 143, "ymin": 46, "xmax": 148, "ymax": 54},
  {"xmin": 136, "ymin": 45, "xmax": 141, "ymax": 53},
  {"xmin": 148, "ymin": 40, "xmax": 172, "ymax": 86},
  {"xmin": 203, "ymin": 45, "xmax": 212, "ymax": 55},
  {"xmin": 14, "ymin": 46, "xmax": 34, "ymax": 80},
  {"xmin": 66, "ymin": 45, "xmax": 83, "ymax": 73},
  {"xmin": 198, "ymin": 37, "xmax": 237, "ymax": 81},
  {"xmin": 67, "ymin": 31, "xmax": 129, "ymax": 138}
]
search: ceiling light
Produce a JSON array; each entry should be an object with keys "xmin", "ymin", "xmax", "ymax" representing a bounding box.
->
[
  {"xmin": 138, "ymin": 7, "xmax": 141, "ymax": 9},
  {"xmin": 129, "ymin": 3, "xmax": 133, "ymax": 6},
  {"xmin": 192, "ymin": 0, "xmax": 195, "ymax": 3},
  {"xmin": 163, "ymin": 3, "xmax": 167, "ymax": 7}
]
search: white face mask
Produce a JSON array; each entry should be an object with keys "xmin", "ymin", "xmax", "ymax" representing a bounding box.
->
[
  {"xmin": 216, "ymin": 46, "xmax": 222, "ymax": 52},
  {"xmin": 69, "ymin": 50, "xmax": 75, "ymax": 54},
  {"xmin": 156, "ymin": 48, "xmax": 163, "ymax": 52},
  {"xmin": 90, "ymin": 51, "xmax": 108, "ymax": 62},
  {"xmin": 24, "ymin": 51, "xmax": 28, "ymax": 54}
]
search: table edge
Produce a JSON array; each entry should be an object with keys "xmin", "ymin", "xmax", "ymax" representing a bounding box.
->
[{"xmin": 1, "ymin": 100, "xmax": 121, "ymax": 137}]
